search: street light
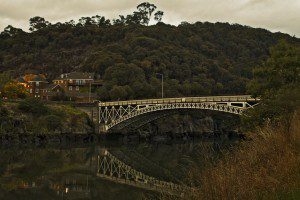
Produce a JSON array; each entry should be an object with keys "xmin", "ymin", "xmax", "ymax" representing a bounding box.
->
[
  {"xmin": 88, "ymin": 81, "xmax": 91, "ymax": 103},
  {"xmin": 156, "ymin": 73, "xmax": 164, "ymax": 98}
]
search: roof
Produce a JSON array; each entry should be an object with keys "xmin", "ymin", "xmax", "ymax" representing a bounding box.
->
[
  {"xmin": 54, "ymin": 72, "xmax": 95, "ymax": 81},
  {"xmin": 17, "ymin": 77, "xmax": 26, "ymax": 83},
  {"xmin": 46, "ymin": 84, "xmax": 64, "ymax": 90},
  {"xmin": 30, "ymin": 75, "xmax": 47, "ymax": 82}
]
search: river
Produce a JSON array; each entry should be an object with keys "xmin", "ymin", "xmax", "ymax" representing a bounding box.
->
[{"xmin": 0, "ymin": 137, "xmax": 240, "ymax": 200}]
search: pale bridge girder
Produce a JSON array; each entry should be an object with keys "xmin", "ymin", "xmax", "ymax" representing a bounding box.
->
[{"xmin": 98, "ymin": 95, "xmax": 260, "ymax": 133}]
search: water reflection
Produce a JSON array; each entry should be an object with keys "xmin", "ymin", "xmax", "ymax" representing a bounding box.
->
[{"xmin": 0, "ymin": 138, "xmax": 238, "ymax": 199}]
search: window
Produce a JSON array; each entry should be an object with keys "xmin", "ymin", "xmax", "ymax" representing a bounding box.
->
[
  {"xmin": 36, "ymin": 82, "xmax": 39, "ymax": 86},
  {"xmin": 69, "ymin": 86, "xmax": 72, "ymax": 91},
  {"xmin": 76, "ymin": 80, "xmax": 84, "ymax": 85},
  {"xmin": 30, "ymin": 89, "xmax": 33, "ymax": 93},
  {"xmin": 76, "ymin": 86, "xmax": 79, "ymax": 91},
  {"xmin": 36, "ymin": 89, "xmax": 39, "ymax": 93}
]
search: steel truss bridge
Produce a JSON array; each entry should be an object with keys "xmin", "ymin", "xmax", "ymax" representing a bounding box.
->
[
  {"xmin": 98, "ymin": 95, "xmax": 260, "ymax": 133},
  {"xmin": 97, "ymin": 149, "xmax": 189, "ymax": 195}
]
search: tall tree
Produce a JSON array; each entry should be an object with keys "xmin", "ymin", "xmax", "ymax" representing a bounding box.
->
[
  {"xmin": 1, "ymin": 25, "xmax": 24, "ymax": 37},
  {"xmin": 29, "ymin": 16, "xmax": 50, "ymax": 31},
  {"xmin": 93, "ymin": 15, "xmax": 111, "ymax": 27},
  {"xmin": 137, "ymin": 2, "xmax": 157, "ymax": 25},
  {"xmin": 154, "ymin": 11, "xmax": 164, "ymax": 22},
  {"xmin": 113, "ymin": 15, "xmax": 126, "ymax": 25},
  {"xmin": 126, "ymin": 12, "xmax": 145, "ymax": 25},
  {"xmin": 78, "ymin": 17, "xmax": 96, "ymax": 26}
]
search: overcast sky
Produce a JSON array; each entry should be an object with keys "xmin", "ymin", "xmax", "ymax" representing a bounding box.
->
[{"xmin": 0, "ymin": 0, "xmax": 299, "ymax": 37}]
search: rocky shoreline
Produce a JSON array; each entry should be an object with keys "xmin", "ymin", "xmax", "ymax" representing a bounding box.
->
[{"xmin": 0, "ymin": 130, "xmax": 246, "ymax": 146}]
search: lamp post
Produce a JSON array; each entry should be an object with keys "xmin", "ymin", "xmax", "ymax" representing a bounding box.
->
[
  {"xmin": 88, "ymin": 81, "xmax": 91, "ymax": 103},
  {"xmin": 156, "ymin": 73, "xmax": 164, "ymax": 98}
]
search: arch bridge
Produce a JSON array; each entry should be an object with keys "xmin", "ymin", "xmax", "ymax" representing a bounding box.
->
[{"xmin": 98, "ymin": 95, "xmax": 260, "ymax": 133}]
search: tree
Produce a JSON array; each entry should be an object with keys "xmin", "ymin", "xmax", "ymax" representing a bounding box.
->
[
  {"xmin": 0, "ymin": 71, "xmax": 12, "ymax": 91},
  {"xmin": 29, "ymin": 16, "xmax": 50, "ymax": 31},
  {"xmin": 109, "ymin": 85, "xmax": 130, "ymax": 100},
  {"xmin": 1, "ymin": 82, "xmax": 28, "ymax": 99},
  {"xmin": 43, "ymin": 115, "xmax": 63, "ymax": 132},
  {"xmin": 113, "ymin": 15, "xmax": 126, "ymax": 25},
  {"xmin": 78, "ymin": 17, "xmax": 96, "ymax": 26},
  {"xmin": 18, "ymin": 98, "xmax": 48, "ymax": 116},
  {"xmin": 154, "ymin": 11, "xmax": 164, "ymax": 22},
  {"xmin": 2, "ymin": 25, "xmax": 24, "ymax": 36},
  {"xmin": 137, "ymin": 2, "xmax": 157, "ymax": 25},
  {"xmin": 244, "ymin": 40, "xmax": 300, "ymax": 128},
  {"xmin": 248, "ymin": 40, "xmax": 300, "ymax": 97},
  {"xmin": 93, "ymin": 15, "xmax": 111, "ymax": 27},
  {"xmin": 97, "ymin": 87, "xmax": 110, "ymax": 101},
  {"xmin": 126, "ymin": 12, "xmax": 144, "ymax": 25}
]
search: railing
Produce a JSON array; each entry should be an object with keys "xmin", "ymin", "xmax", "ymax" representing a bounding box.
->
[{"xmin": 99, "ymin": 95, "xmax": 259, "ymax": 107}]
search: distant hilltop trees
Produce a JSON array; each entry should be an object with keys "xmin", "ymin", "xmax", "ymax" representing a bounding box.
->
[{"xmin": 3, "ymin": 2, "xmax": 164, "ymax": 35}]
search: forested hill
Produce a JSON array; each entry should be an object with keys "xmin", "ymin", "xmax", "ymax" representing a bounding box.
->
[{"xmin": 0, "ymin": 20, "xmax": 299, "ymax": 100}]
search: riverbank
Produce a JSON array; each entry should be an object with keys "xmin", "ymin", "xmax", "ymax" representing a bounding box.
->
[
  {"xmin": 0, "ymin": 99, "xmax": 94, "ymax": 135},
  {"xmin": 182, "ymin": 111, "xmax": 300, "ymax": 200}
]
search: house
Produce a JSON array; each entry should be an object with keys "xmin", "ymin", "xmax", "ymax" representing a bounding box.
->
[
  {"xmin": 47, "ymin": 72, "xmax": 102, "ymax": 102},
  {"xmin": 16, "ymin": 73, "xmax": 48, "ymax": 98},
  {"xmin": 16, "ymin": 71, "xmax": 102, "ymax": 102}
]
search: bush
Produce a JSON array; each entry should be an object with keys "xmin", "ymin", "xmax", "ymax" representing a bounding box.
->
[
  {"xmin": 43, "ymin": 115, "xmax": 63, "ymax": 132},
  {"xmin": 18, "ymin": 98, "xmax": 48, "ymax": 116},
  {"xmin": 189, "ymin": 113, "xmax": 300, "ymax": 200},
  {"xmin": 1, "ymin": 82, "xmax": 28, "ymax": 99}
]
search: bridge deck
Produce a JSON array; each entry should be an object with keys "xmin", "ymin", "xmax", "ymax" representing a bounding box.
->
[{"xmin": 99, "ymin": 95, "xmax": 259, "ymax": 107}]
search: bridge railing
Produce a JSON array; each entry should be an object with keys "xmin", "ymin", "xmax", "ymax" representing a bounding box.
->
[{"xmin": 99, "ymin": 95, "xmax": 259, "ymax": 107}]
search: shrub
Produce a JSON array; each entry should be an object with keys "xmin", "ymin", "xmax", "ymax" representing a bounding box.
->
[
  {"xmin": 1, "ymin": 82, "xmax": 28, "ymax": 99},
  {"xmin": 43, "ymin": 115, "xmax": 63, "ymax": 132},
  {"xmin": 186, "ymin": 112, "xmax": 300, "ymax": 200},
  {"xmin": 18, "ymin": 98, "xmax": 48, "ymax": 116}
]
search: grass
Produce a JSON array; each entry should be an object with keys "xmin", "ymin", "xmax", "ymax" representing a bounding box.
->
[
  {"xmin": 186, "ymin": 111, "xmax": 300, "ymax": 200},
  {"xmin": 158, "ymin": 111, "xmax": 300, "ymax": 200}
]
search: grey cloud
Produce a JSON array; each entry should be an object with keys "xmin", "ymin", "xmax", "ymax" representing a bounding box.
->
[{"xmin": 0, "ymin": 0, "xmax": 299, "ymax": 37}]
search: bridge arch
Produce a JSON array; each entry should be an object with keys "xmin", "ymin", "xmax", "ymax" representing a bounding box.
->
[
  {"xmin": 106, "ymin": 103, "xmax": 244, "ymax": 132},
  {"xmin": 98, "ymin": 95, "xmax": 260, "ymax": 133}
]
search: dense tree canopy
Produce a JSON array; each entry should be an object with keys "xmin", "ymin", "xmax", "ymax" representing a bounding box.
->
[
  {"xmin": 244, "ymin": 40, "xmax": 300, "ymax": 128},
  {"xmin": 0, "ymin": 2, "xmax": 298, "ymax": 101}
]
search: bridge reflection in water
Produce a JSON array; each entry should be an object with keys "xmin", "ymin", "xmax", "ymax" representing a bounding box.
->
[
  {"xmin": 98, "ymin": 95, "xmax": 260, "ymax": 132},
  {"xmin": 97, "ymin": 148, "xmax": 190, "ymax": 196}
]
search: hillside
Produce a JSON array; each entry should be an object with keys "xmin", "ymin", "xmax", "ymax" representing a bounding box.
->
[{"xmin": 0, "ymin": 19, "xmax": 299, "ymax": 101}]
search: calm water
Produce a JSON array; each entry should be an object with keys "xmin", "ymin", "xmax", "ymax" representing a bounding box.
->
[{"xmin": 0, "ymin": 138, "xmax": 239, "ymax": 200}]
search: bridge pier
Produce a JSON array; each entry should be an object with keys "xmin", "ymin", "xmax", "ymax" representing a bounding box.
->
[{"xmin": 99, "ymin": 124, "xmax": 108, "ymax": 134}]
